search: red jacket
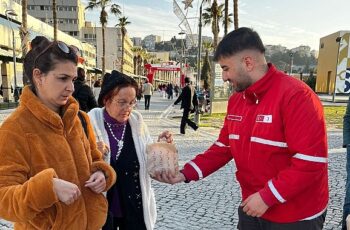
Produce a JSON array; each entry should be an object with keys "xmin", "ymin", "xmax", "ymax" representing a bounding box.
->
[{"xmin": 182, "ymin": 64, "xmax": 328, "ymax": 223}]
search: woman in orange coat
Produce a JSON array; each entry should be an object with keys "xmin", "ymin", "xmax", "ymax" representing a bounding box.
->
[{"xmin": 0, "ymin": 36, "xmax": 116, "ymax": 229}]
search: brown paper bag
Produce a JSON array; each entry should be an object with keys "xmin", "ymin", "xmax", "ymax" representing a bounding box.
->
[{"xmin": 146, "ymin": 142, "xmax": 179, "ymax": 177}]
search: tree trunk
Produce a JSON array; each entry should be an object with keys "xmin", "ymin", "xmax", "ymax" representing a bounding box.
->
[
  {"xmin": 121, "ymin": 30, "xmax": 125, "ymax": 73},
  {"xmin": 21, "ymin": 0, "xmax": 29, "ymax": 85},
  {"xmin": 233, "ymin": 0, "xmax": 239, "ymax": 30},
  {"xmin": 224, "ymin": 0, "xmax": 228, "ymax": 35},
  {"xmin": 102, "ymin": 24, "xmax": 106, "ymax": 76},
  {"xmin": 53, "ymin": 0, "xmax": 57, "ymax": 41},
  {"xmin": 212, "ymin": 0, "xmax": 219, "ymax": 48}
]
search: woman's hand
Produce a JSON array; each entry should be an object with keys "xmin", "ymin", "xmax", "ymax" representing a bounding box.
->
[
  {"xmin": 158, "ymin": 130, "xmax": 173, "ymax": 143},
  {"xmin": 96, "ymin": 141, "xmax": 109, "ymax": 157},
  {"xmin": 53, "ymin": 178, "xmax": 81, "ymax": 205},
  {"xmin": 85, "ymin": 171, "xmax": 106, "ymax": 194}
]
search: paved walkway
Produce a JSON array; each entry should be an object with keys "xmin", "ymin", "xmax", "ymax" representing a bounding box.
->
[{"xmin": 0, "ymin": 94, "xmax": 346, "ymax": 229}]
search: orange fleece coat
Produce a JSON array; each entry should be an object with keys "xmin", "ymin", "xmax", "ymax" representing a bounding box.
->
[{"xmin": 0, "ymin": 86, "xmax": 116, "ymax": 229}]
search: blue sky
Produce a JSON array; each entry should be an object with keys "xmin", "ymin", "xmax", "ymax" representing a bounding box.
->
[{"xmin": 82, "ymin": 0, "xmax": 350, "ymax": 51}]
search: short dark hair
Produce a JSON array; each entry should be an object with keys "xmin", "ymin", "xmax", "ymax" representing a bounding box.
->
[
  {"xmin": 77, "ymin": 67, "xmax": 85, "ymax": 81},
  {"xmin": 184, "ymin": 77, "xmax": 190, "ymax": 84},
  {"xmin": 214, "ymin": 27, "xmax": 265, "ymax": 61},
  {"xmin": 98, "ymin": 70, "xmax": 138, "ymax": 107}
]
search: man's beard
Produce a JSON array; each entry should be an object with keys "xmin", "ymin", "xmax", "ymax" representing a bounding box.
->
[{"xmin": 234, "ymin": 74, "xmax": 252, "ymax": 92}]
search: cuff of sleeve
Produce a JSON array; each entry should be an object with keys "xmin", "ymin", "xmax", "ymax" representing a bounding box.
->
[
  {"xmin": 29, "ymin": 168, "xmax": 58, "ymax": 210},
  {"xmin": 91, "ymin": 161, "xmax": 116, "ymax": 191},
  {"xmin": 181, "ymin": 163, "xmax": 200, "ymax": 182},
  {"xmin": 259, "ymin": 187, "xmax": 279, "ymax": 207}
]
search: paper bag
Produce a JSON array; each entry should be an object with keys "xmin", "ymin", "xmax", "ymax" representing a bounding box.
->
[{"xmin": 146, "ymin": 142, "xmax": 179, "ymax": 177}]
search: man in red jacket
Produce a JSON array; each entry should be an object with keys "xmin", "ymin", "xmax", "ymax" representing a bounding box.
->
[{"xmin": 154, "ymin": 27, "xmax": 328, "ymax": 230}]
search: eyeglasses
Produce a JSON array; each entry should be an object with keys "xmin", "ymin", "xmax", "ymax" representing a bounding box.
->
[
  {"xmin": 33, "ymin": 41, "xmax": 71, "ymax": 69},
  {"xmin": 112, "ymin": 99, "xmax": 137, "ymax": 109}
]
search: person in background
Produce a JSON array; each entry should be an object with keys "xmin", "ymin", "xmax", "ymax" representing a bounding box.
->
[
  {"xmin": 343, "ymin": 98, "xmax": 350, "ymax": 230},
  {"xmin": 174, "ymin": 84, "xmax": 180, "ymax": 97},
  {"xmin": 73, "ymin": 67, "xmax": 98, "ymax": 112},
  {"xmin": 155, "ymin": 27, "xmax": 328, "ymax": 230},
  {"xmin": 88, "ymin": 70, "xmax": 173, "ymax": 230},
  {"xmin": 0, "ymin": 36, "xmax": 116, "ymax": 229},
  {"xmin": 173, "ymin": 77, "xmax": 198, "ymax": 135},
  {"xmin": 136, "ymin": 82, "xmax": 143, "ymax": 102},
  {"xmin": 93, "ymin": 79, "xmax": 102, "ymax": 102},
  {"xmin": 142, "ymin": 78, "xmax": 153, "ymax": 110},
  {"xmin": 166, "ymin": 83, "xmax": 173, "ymax": 100}
]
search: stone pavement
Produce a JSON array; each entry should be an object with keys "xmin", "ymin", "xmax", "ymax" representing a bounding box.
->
[{"xmin": 0, "ymin": 94, "xmax": 346, "ymax": 229}]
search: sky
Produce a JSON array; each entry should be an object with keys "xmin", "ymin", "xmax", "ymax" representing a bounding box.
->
[{"xmin": 82, "ymin": 0, "xmax": 350, "ymax": 51}]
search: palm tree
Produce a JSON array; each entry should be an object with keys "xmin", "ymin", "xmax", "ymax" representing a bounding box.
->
[
  {"xmin": 233, "ymin": 0, "xmax": 239, "ymax": 30},
  {"xmin": 20, "ymin": 0, "xmax": 29, "ymax": 85},
  {"xmin": 86, "ymin": 0, "xmax": 121, "ymax": 75},
  {"xmin": 224, "ymin": 0, "xmax": 229, "ymax": 35},
  {"xmin": 53, "ymin": 0, "xmax": 57, "ymax": 41},
  {"xmin": 203, "ymin": 2, "xmax": 233, "ymax": 48},
  {"xmin": 201, "ymin": 41, "xmax": 213, "ymax": 90},
  {"xmin": 116, "ymin": 16, "xmax": 131, "ymax": 73}
]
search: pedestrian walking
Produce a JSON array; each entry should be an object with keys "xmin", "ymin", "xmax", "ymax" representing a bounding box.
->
[
  {"xmin": 72, "ymin": 67, "xmax": 98, "ymax": 112},
  {"xmin": 142, "ymin": 78, "xmax": 153, "ymax": 110},
  {"xmin": 343, "ymin": 96, "xmax": 350, "ymax": 230},
  {"xmin": 88, "ymin": 70, "xmax": 173, "ymax": 230},
  {"xmin": 173, "ymin": 77, "xmax": 198, "ymax": 134},
  {"xmin": 154, "ymin": 27, "xmax": 328, "ymax": 230},
  {"xmin": 0, "ymin": 36, "xmax": 116, "ymax": 229},
  {"xmin": 166, "ymin": 83, "xmax": 173, "ymax": 100}
]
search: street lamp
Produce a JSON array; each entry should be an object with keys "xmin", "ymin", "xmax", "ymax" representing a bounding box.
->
[
  {"xmin": 5, "ymin": 9, "xmax": 18, "ymax": 102},
  {"xmin": 178, "ymin": 31, "xmax": 186, "ymax": 75},
  {"xmin": 196, "ymin": 0, "xmax": 205, "ymax": 92},
  {"xmin": 332, "ymin": 36, "xmax": 342, "ymax": 102},
  {"xmin": 289, "ymin": 52, "xmax": 294, "ymax": 75}
]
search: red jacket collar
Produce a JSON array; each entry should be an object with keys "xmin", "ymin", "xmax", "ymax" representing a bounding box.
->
[{"xmin": 242, "ymin": 63, "xmax": 278, "ymax": 104}]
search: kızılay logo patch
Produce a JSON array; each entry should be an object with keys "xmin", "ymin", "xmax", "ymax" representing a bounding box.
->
[{"xmin": 256, "ymin": 115, "xmax": 272, "ymax": 123}]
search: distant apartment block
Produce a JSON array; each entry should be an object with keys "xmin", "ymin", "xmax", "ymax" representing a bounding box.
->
[
  {"xmin": 143, "ymin": 35, "xmax": 161, "ymax": 51},
  {"xmin": 82, "ymin": 22, "xmax": 134, "ymax": 74},
  {"xmin": 132, "ymin": 37, "xmax": 142, "ymax": 47},
  {"xmin": 26, "ymin": 0, "xmax": 85, "ymax": 38}
]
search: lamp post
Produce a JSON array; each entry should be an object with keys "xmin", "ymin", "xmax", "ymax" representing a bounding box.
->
[
  {"xmin": 196, "ymin": 0, "xmax": 205, "ymax": 92},
  {"xmin": 5, "ymin": 9, "xmax": 18, "ymax": 102},
  {"xmin": 289, "ymin": 52, "xmax": 294, "ymax": 75},
  {"xmin": 178, "ymin": 31, "xmax": 186, "ymax": 73},
  {"xmin": 332, "ymin": 36, "xmax": 342, "ymax": 102}
]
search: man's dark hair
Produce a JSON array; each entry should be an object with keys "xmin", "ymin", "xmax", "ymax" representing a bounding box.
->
[
  {"xmin": 184, "ymin": 77, "xmax": 190, "ymax": 84},
  {"xmin": 214, "ymin": 27, "xmax": 265, "ymax": 61}
]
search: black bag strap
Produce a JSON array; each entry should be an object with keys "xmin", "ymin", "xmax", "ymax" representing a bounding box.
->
[{"xmin": 78, "ymin": 110, "xmax": 89, "ymax": 138}]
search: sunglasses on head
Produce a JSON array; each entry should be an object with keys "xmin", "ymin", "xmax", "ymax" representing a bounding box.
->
[{"xmin": 33, "ymin": 41, "xmax": 71, "ymax": 69}]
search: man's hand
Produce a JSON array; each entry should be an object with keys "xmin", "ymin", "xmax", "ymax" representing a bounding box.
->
[
  {"xmin": 85, "ymin": 171, "xmax": 106, "ymax": 194},
  {"xmin": 53, "ymin": 178, "xmax": 81, "ymax": 205},
  {"xmin": 158, "ymin": 130, "xmax": 173, "ymax": 143},
  {"xmin": 152, "ymin": 170, "xmax": 186, "ymax": 185},
  {"xmin": 241, "ymin": 192, "xmax": 269, "ymax": 217}
]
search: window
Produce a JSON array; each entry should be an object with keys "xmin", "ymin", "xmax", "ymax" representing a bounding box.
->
[
  {"xmin": 27, "ymin": 5, "xmax": 35, "ymax": 10},
  {"xmin": 320, "ymin": 43, "xmax": 324, "ymax": 49}
]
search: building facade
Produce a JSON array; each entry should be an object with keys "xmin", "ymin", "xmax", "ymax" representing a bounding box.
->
[
  {"xmin": 143, "ymin": 35, "xmax": 161, "ymax": 51},
  {"xmin": 1, "ymin": 0, "xmax": 96, "ymax": 101},
  {"xmin": 316, "ymin": 31, "xmax": 350, "ymax": 94},
  {"xmin": 82, "ymin": 23, "xmax": 134, "ymax": 75},
  {"xmin": 26, "ymin": 0, "xmax": 85, "ymax": 39}
]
